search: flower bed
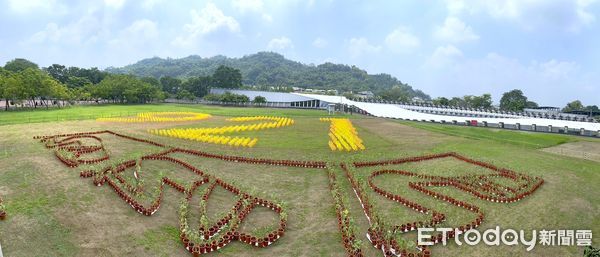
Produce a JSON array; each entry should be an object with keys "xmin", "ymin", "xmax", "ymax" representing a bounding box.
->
[
  {"xmin": 96, "ymin": 112, "xmax": 212, "ymax": 123},
  {"xmin": 33, "ymin": 129, "xmax": 544, "ymax": 257},
  {"xmin": 346, "ymin": 153, "xmax": 544, "ymax": 256},
  {"xmin": 340, "ymin": 163, "xmax": 428, "ymax": 257},
  {"xmin": 35, "ymin": 130, "xmax": 326, "ymax": 169},
  {"xmin": 178, "ymin": 179, "xmax": 288, "ymax": 255},
  {"xmin": 320, "ymin": 118, "xmax": 365, "ymax": 151},
  {"xmin": 33, "ymin": 129, "xmax": 339, "ymax": 255},
  {"xmin": 327, "ymin": 167, "xmax": 363, "ymax": 256},
  {"xmin": 148, "ymin": 116, "xmax": 294, "ymax": 148}
]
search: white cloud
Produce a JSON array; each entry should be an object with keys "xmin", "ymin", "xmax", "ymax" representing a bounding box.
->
[
  {"xmin": 232, "ymin": 0, "xmax": 264, "ymax": 12},
  {"xmin": 172, "ymin": 3, "xmax": 240, "ymax": 47},
  {"xmin": 104, "ymin": 0, "xmax": 126, "ymax": 9},
  {"xmin": 425, "ymin": 45, "xmax": 463, "ymax": 69},
  {"xmin": 141, "ymin": 0, "xmax": 163, "ymax": 9},
  {"xmin": 7, "ymin": 0, "xmax": 67, "ymax": 14},
  {"xmin": 384, "ymin": 27, "xmax": 420, "ymax": 54},
  {"xmin": 434, "ymin": 17, "xmax": 479, "ymax": 43},
  {"xmin": 232, "ymin": 0, "xmax": 273, "ymax": 22},
  {"xmin": 267, "ymin": 36, "xmax": 294, "ymax": 50},
  {"xmin": 109, "ymin": 19, "xmax": 159, "ymax": 46},
  {"xmin": 533, "ymin": 59, "xmax": 579, "ymax": 79},
  {"xmin": 417, "ymin": 51, "xmax": 594, "ymax": 105},
  {"xmin": 261, "ymin": 13, "xmax": 273, "ymax": 22},
  {"xmin": 126, "ymin": 19, "xmax": 159, "ymax": 38},
  {"xmin": 347, "ymin": 37, "xmax": 381, "ymax": 58},
  {"xmin": 445, "ymin": 0, "xmax": 597, "ymax": 32},
  {"xmin": 26, "ymin": 15, "xmax": 108, "ymax": 46},
  {"xmin": 7, "ymin": 0, "xmax": 50, "ymax": 12},
  {"xmin": 312, "ymin": 37, "xmax": 328, "ymax": 48}
]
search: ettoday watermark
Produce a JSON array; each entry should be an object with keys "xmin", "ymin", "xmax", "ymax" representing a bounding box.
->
[{"xmin": 418, "ymin": 227, "xmax": 593, "ymax": 251}]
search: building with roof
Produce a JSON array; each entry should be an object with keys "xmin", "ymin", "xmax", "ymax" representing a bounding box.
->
[{"xmin": 209, "ymin": 88, "xmax": 329, "ymax": 108}]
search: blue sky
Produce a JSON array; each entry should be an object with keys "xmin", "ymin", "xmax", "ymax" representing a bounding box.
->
[{"xmin": 1, "ymin": 0, "xmax": 599, "ymax": 106}]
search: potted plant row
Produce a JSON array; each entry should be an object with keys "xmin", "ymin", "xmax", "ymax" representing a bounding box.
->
[
  {"xmin": 327, "ymin": 169, "xmax": 364, "ymax": 256},
  {"xmin": 367, "ymin": 168, "xmax": 490, "ymax": 244},
  {"xmin": 353, "ymin": 152, "xmax": 454, "ymax": 167},
  {"xmin": 171, "ymin": 148, "xmax": 327, "ymax": 169},
  {"xmin": 0, "ymin": 197, "xmax": 6, "ymax": 220},
  {"xmin": 177, "ymin": 178, "xmax": 288, "ymax": 256}
]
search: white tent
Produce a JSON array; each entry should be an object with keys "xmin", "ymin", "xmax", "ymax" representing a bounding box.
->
[{"xmin": 294, "ymin": 93, "xmax": 600, "ymax": 131}]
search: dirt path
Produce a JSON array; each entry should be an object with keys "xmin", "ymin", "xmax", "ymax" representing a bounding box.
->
[{"xmin": 541, "ymin": 141, "xmax": 600, "ymax": 162}]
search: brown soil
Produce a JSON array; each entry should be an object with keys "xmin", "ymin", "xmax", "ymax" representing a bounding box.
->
[{"xmin": 541, "ymin": 141, "xmax": 600, "ymax": 162}]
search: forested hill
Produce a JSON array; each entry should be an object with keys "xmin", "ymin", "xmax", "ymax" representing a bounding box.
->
[{"xmin": 106, "ymin": 52, "xmax": 430, "ymax": 100}]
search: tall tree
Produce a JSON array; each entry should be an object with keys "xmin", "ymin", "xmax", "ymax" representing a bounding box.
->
[
  {"xmin": 585, "ymin": 105, "xmax": 599, "ymax": 112},
  {"xmin": 252, "ymin": 95, "xmax": 267, "ymax": 103},
  {"xmin": 463, "ymin": 94, "xmax": 493, "ymax": 108},
  {"xmin": 525, "ymin": 101, "xmax": 539, "ymax": 109},
  {"xmin": 449, "ymin": 97, "xmax": 465, "ymax": 107},
  {"xmin": 432, "ymin": 97, "xmax": 450, "ymax": 106},
  {"xmin": 212, "ymin": 65, "xmax": 242, "ymax": 88},
  {"xmin": 4, "ymin": 58, "xmax": 39, "ymax": 72},
  {"xmin": 183, "ymin": 76, "xmax": 211, "ymax": 97},
  {"xmin": 379, "ymin": 85, "xmax": 411, "ymax": 102},
  {"xmin": 2, "ymin": 72, "xmax": 26, "ymax": 110},
  {"xmin": 562, "ymin": 100, "xmax": 584, "ymax": 112},
  {"xmin": 45, "ymin": 64, "xmax": 68, "ymax": 83},
  {"xmin": 160, "ymin": 76, "xmax": 182, "ymax": 94},
  {"xmin": 500, "ymin": 89, "xmax": 528, "ymax": 112}
]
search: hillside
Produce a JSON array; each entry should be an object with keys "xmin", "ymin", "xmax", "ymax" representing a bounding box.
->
[{"xmin": 106, "ymin": 52, "xmax": 430, "ymax": 99}]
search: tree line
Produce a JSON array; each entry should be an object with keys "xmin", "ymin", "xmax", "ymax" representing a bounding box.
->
[
  {"xmin": 1, "ymin": 58, "xmax": 596, "ymax": 116},
  {"xmin": 0, "ymin": 58, "xmax": 243, "ymax": 110},
  {"xmin": 431, "ymin": 89, "xmax": 598, "ymax": 118}
]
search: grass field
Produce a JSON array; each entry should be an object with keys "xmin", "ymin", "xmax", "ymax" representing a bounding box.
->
[{"xmin": 0, "ymin": 103, "xmax": 598, "ymax": 257}]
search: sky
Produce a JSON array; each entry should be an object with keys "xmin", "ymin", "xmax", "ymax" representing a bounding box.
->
[{"xmin": 1, "ymin": 0, "xmax": 599, "ymax": 106}]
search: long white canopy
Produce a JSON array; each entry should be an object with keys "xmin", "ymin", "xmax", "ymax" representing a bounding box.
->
[{"xmin": 294, "ymin": 93, "xmax": 600, "ymax": 131}]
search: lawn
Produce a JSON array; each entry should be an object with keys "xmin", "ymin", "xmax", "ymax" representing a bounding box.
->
[
  {"xmin": 0, "ymin": 103, "xmax": 598, "ymax": 257},
  {"xmin": 0, "ymin": 103, "xmax": 349, "ymax": 126}
]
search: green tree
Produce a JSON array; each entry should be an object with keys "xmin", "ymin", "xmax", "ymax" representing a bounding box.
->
[
  {"xmin": 94, "ymin": 74, "xmax": 161, "ymax": 103},
  {"xmin": 432, "ymin": 97, "xmax": 450, "ymax": 106},
  {"xmin": 463, "ymin": 94, "xmax": 492, "ymax": 109},
  {"xmin": 449, "ymin": 97, "xmax": 465, "ymax": 107},
  {"xmin": 203, "ymin": 94, "xmax": 221, "ymax": 101},
  {"xmin": 252, "ymin": 95, "xmax": 267, "ymax": 103},
  {"xmin": 4, "ymin": 58, "xmax": 39, "ymax": 72},
  {"xmin": 65, "ymin": 76, "xmax": 92, "ymax": 89},
  {"xmin": 45, "ymin": 64, "xmax": 106, "ymax": 87},
  {"xmin": 219, "ymin": 92, "xmax": 249, "ymax": 102},
  {"xmin": 379, "ymin": 85, "xmax": 411, "ymax": 102},
  {"xmin": 562, "ymin": 100, "xmax": 584, "ymax": 112},
  {"xmin": 212, "ymin": 65, "xmax": 242, "ymax": 88},
  {"xmin": 66, "ymin": 66, "xmax": 106, "ymax": 84},
  {"xmin": 500, "ymin": 89, "xmax": 528, "ymax": 111},
  {"xmin": 183, "ymin": 76, "xmax": 211, "ymax": 97},
  {"xmin": 176, "ymin": 89, "xmax": 195, "ymax": 100},
  {"xmin": 141, "ymin": 77, "xmax": 160, "ymax": 87},
  {"xmin": 159, "ymin": 76, "xmax": 182, "ymax": 94},
  {"xmin": 525, "ymin": 101, "xmax": 539, "ymax": 109},
  {"xmin": 45, "ymin": 64, "xmax": 68, "ymax": 83},
  {"xmin": 2, "ymin": 71, "xmax": 26, "ymax": 109},
  {"xmin": 585, "ymin": 105, "xmax": 599, "ymax": 112}
]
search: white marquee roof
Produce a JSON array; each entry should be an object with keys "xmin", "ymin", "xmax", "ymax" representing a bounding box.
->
[{"xmin": 294, "ymin": 93, "xmax": 600, "ymax": 131}]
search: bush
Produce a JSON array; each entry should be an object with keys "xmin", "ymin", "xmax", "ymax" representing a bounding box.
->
[
  {"xmin": 203, "ymin": 92, "xmax": 249, "ymax": 103},
  {"xmin": 253, "ymin": 96, "xmax": 267, "ymax": 104}
]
